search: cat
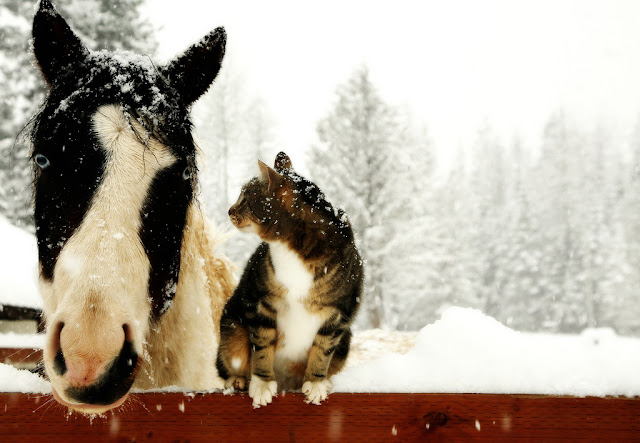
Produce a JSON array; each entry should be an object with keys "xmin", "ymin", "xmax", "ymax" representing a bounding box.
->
[{"xmin": 216, "ymin": 152, "xmax": 363, "ymax": 406}]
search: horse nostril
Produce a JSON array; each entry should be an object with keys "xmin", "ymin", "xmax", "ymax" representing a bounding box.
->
[
  {"xmin": 52, "ymin": 321, "xmax": 64, "ymax": 347},
  {"xmin": 52, "ymin": 322, "xmax": 67, "ymax": 376},
  {"xmin": 54, "ymin": 348, "xmax": 67, "ymax": 376},
  {"xmin": 122, "ymin": 324, "xmax": 133, "ymax": 342}
]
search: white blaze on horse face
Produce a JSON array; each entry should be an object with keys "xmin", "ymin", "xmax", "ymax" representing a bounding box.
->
[{"xmin": 43, "ymin": 104, "xmax": 177, "ymax": 399}]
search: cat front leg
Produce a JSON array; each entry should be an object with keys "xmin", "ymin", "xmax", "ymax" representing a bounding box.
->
[
  {"xmin": 302, "ymin": 320, "xmax": 346, "ymax": 404},
  {"xmin": 248, "ymin": 317, "xmax": 278, "ymax": 407},
  {"xmin": 217, "ymin": 308, "xmax": 251, "ymax": 391}
]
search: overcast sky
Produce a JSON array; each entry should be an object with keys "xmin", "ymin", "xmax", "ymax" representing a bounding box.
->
[{"xmin": 142, "ymin": 0, "xmax": 640, "ymax": 166}]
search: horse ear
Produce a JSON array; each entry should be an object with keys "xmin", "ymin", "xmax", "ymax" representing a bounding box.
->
[
  {"xmin": 258, "ymin": 160, "xmax": 284, "ymax": 193},
  {"xmin": 274, "ymin": 152, "xmax": 293, "ymax": 172},
  {"xmin": 162, "ymin": 28, "xmax": 226, "ymax": 105},
  {"xmin": 32, "ymin": 0, "xmax": 89, "ymax": 86}
]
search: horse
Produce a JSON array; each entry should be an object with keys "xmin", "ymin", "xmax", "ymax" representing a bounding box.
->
[{"xmin": 29, "ymin": 0, "xmax": 235, "ymax": 413}]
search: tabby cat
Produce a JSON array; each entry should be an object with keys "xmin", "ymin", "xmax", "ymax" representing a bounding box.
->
[{"xmin": 216, "ymin": 152, "xmax": 363, "ymax": 406}]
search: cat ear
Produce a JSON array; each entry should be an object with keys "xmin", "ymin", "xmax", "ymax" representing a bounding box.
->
[
  {"xmin": 161, "ymin": 27, "xmax": 226, "ymax": 105},
  {"xmin": 258, "ymin": 160, "xmax": 270, "ymax": 182},
  {"xmin": 274, "ymin": 151, "xmax": 293, "ymax": 172},
  {"xmin": 258, "ymin": 160, "xmax": 284, "ymax": 192},
  {"xmin": 32, "ymin": 0, "xmax": 89, "ymax": 86}
]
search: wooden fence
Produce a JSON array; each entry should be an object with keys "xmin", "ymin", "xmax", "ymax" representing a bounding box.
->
[{"xmin": 1, "ymin": 392, "xmax": 639, "ymax": 441}]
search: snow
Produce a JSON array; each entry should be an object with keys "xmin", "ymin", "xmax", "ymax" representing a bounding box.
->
[
  {"xmin": 0, "ymin": 333, "xmax": 45, "ymax": 349},
  {"xmin": 1, "ymin": 307, "xmax": 639, "ymax": 397},
  {"xmin": 333, "ymin": 307, "xmax": 640, "ymax": 397},
  {"xmin": 0, "ymin": 363, "xmax": 49, "ymax": 394},
  {"xmin": 0, "ymin": 6, "xmax": 29, "ymax": 33},
  {"xmin": 0, "ymin": 215, "xmax": 42, "ymax": 309}
]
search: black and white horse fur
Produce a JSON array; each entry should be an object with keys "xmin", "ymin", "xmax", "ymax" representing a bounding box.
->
[{"xmin": 30, "ymin": 0, "xmax": 235, "ymax": 413}]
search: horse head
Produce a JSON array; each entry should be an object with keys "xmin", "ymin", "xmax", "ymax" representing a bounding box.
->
[{"xmin": 30, "ymin": 0, "xmax": 227, "ymax": 413}]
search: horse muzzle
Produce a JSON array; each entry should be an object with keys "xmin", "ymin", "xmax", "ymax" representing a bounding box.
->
[{"xmin": 45, "ymin": 322, "xmax": 140, "ymax": 413}]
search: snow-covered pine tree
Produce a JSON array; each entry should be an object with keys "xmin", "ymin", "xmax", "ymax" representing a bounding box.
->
[
  {"xmin": 521, "ymin": 112, "xmax": 578, "ymax": 331},
  {"xmin": 581, "ymin": 124, "xmax": 640, "ymax": 335},
  {"xmin": 486, "ymin": 137, "xmax": 551, "ymax": 330},
  {"xmin": 382, "ymin": 118, "xmax": 481, "ymax": 330},
  {"xmin": 59, "ymin": 0, "xmax": 154, "ymax": 53},
  {"xmin": 461, "ymin": 122, "xmax": 514, "ymax": 319},
  {"xmin": 436, "ymin": 146, "xmax": 485, "ymax": 319},
  {"xmin": 308, "ymin": 66, "xmax": 420, "ymax": 329},
  {"xmin": 520, "ymin": 113, "xmax": 630, "ymax": 333},
  {"xmin": 194, "ymin": 63, "xmax": 246, "ymax": 224},
  {"xmin": 381, "ymin": 122, "xmax": 436, "ymax": 329},
  {"xmin": 0, "ymin": 0, "xmax": 156, "ymax": 229},
  {"xmin": 614, "ymin": 115, "xmax": 640, "ymax": 335},
  {"xmin": 0, "ymin": 1, "xmax": 38, "ymax": 228},
  {"xmin": 192, "ymin": 57, "xmax": 276, "ymax": 264},
  {"xmin": 569, "ymin": 127, "xmax": 618, "ymax": 330}
]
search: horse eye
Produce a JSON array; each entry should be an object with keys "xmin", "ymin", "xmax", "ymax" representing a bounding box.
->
[
  {"xmin": 182, "ymin": 167, "xmax": 191, "ymax": 180},
  {"xmin": 34, "ymin": 153, "xmax": 50, "ymax": 170}
]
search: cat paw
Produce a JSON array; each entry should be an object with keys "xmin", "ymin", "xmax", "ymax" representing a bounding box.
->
[
  {"xmin": 302, "ymin": 379, "xmax": 332, "ymax": 405},
  {"xmin": 249, "ymin": 375, "xmax": 277, "ymax": 407},
  {"xmin": 224, "ymin": 376, "xmax": 247, "ymax": 391}
]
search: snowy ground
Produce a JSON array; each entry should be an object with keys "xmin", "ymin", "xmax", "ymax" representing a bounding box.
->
[
  {"xmin": 347, "ymin": 329, "xmax": 418, "ymax": 368},
  {"xmin": 0, "ymin": 332, "xmax": 45, "ymax": 349},
  {"xmin": 334, "ymin": 307, "xmax": 640, "ymax": 397},
  {"xmin": 0, "ymin": 215, "xmax": 41, "ymax": 310},
  {"xmin": 1, "ymin": 307, "xmax": 639, "ymax": 397}
]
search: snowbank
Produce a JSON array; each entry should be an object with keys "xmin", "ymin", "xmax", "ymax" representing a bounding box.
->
[
  {"xmin": 0, "ymin": 363, "xmax": 49, "ymax": 393},
  {"xmin": 334, "ymin": 307, "xmax": 640, "ymax": 397},
  {"xmin": 1, "ymin": 307, "xmax": 639, "ymax": 396},
  {"xmin": 0, "ymin": 215, "xmax": 41, "ymax": 309},
  {"xmin": 0, "ymin": 333, "xmax": 45, "ymax": 349}
]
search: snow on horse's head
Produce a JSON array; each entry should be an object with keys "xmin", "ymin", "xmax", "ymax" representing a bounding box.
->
[{"xmin": 30, "ymin": 0, "xmax": 234, "ymax": 413}]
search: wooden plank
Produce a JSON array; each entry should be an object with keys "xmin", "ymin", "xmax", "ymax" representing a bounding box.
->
[
  {"xmin": 0, "ymin": 348, "xmax": 41, "ymax": 367},
  {"xmin": 0, "ymin": 305, "xmax": 44, "ymax": 334},
  {"xmin": 0, "ymin": 306, "xmax": 41, "ymax": 322},
  {"xmin": 0, "ymin": 392, "xmax": 639, "ymax": 441}
]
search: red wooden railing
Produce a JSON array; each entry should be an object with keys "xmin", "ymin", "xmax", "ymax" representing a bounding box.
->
[
  {"xmin": 0, "ymin": 348, "xmax": 41, "ymax": 368},
  {"xmin": 1, "ymin": 392, "xmax": 639, "ymax": 441}
]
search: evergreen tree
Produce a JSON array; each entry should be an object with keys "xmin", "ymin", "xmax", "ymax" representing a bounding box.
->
[
  {"xmin": 603, "ymin": 118, "xmax": 640, "ymax": 335},
  {"xmin": 0, "ymin": 1, "xmax": 38, "ymax": 228},
  {"xmin": 384, "ymin": 121, "xmax": 481, "ymax": 329},
  {"xmin": 309, "ymin": 67, "xmax": 416, "ymax": 329},
  {"xmin": 494, "ymin": 114, "xmax": 632, "ymax": 333},
  {"xmin": 524, "ymin": 112, "xmax": 577, "ymax": 330},
  {"xmin": 192, "ymin": 57, "xmax": 276, "ymax": 264},
  {"xmin": 488, "ymin": 137, "xmax": 549, "ymax": 330},
  {"xmin": 194, "ymin": 63, "xmax": 247, "ymax": 224},
  {"xmin": 60, "ymin": 0, "xmax": 155, "ymax": 53},
  {"xmin": 466, "ymin": 123, "xmax": 508, "ymax": 317}
]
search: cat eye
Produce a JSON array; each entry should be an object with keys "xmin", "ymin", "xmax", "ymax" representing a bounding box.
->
[
  {"xmin": 182, "ymin": 167, "xmax": 191, "ymax": 180},
  {"xmin": 34, "ymin": 153, "xmax": 50, "ymax": 170}
]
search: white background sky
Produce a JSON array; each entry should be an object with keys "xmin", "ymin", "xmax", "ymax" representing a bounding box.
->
[{"xmin": 142, "ymin": 0, "xmax": 640, "ymax": 166}]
